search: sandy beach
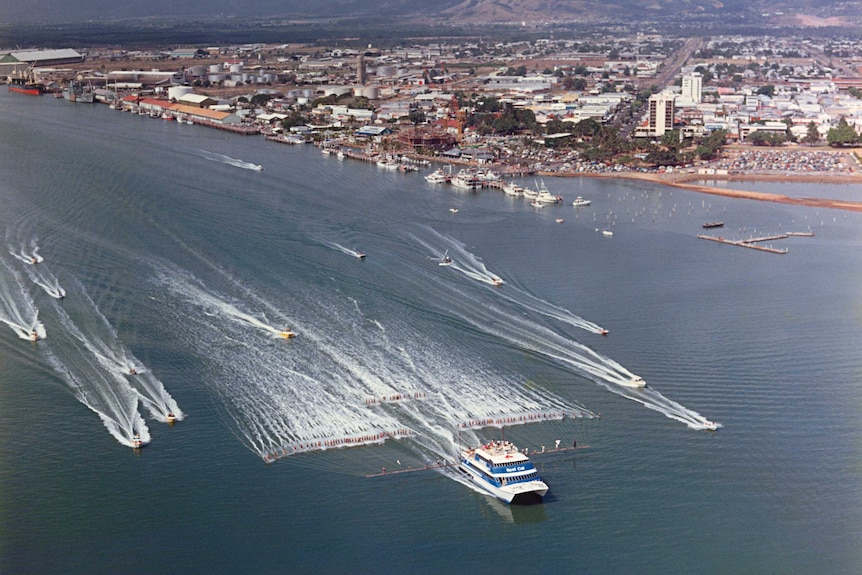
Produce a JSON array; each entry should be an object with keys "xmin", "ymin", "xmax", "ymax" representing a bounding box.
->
[{"xmin": 602, "ymin": 171, "xmax": 862, "ymax": 213}]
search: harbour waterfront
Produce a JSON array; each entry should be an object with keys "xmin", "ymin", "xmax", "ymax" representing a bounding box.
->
[{"xmin": 1, "ymin": 90, "xmax": 861, "ymax": 573}]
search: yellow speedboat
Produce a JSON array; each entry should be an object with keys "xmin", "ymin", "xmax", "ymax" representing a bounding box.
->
[{"xmin": 280, "ymin": 330, "xmax": 296, "ymax": 339}]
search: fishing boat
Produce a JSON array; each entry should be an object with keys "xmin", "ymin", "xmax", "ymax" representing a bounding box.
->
[
  {"xmin": 572, "ymin": 196, "xmax": 591, "ymax": 207},
  {"xmin": 62, "ymin": 81, "xmax": 95, "ymax": 103},
  {"xmin": 458, "ymin": 440, "xmax": 549, "ymax": 504}
]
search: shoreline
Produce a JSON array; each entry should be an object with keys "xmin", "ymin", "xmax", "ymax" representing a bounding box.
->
[{"xmin": 538, "ymin": 169, "xmax": 862, "ymax": 213}]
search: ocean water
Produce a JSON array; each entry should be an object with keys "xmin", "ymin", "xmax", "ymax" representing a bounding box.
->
[{"xmin": 1, "ymin": 89, "xmax": 860, "ymax": 574}]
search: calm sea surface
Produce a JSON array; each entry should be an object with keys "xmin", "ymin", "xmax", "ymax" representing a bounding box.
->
[{"xmin": 1, "ymin": 89, "xmax": 861, "ymax": 574}]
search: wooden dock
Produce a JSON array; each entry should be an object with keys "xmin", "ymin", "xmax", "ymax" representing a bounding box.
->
[{"xmin": 698, "ymin": 231, "xmax": 814, "ymax": 254}]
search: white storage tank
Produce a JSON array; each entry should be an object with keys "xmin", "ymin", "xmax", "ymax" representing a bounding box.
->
[
  {"xmin": 208, "ymin": 74, "xmax": 226, "ymax": 83},
  {"xmin": 362, "ymin": 86, "xmax": 379, "ymax": 99},
  {"xmin": 208, "ymin": 64, "xmax": 222, "ymax": 73},
  {"xmin": 167, "ymin": 86, "xmax": 194, "ymax": 101},
  {"xmin": 229, "ymin": 63, "xmax": 244, "ymax": 74},
  {"xmin": 188, "ymin": 65, "xmax": 207, "ymax": 77}
]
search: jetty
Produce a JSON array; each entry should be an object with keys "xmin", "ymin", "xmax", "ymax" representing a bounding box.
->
[{"xmin": 698, "ymin": 231, "xmax": 814, "ymax": 254}]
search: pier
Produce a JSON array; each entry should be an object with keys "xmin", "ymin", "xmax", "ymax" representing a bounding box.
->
[{"xmin": 698, "ymin": 231, "xmax": 814, "ymax": 254}]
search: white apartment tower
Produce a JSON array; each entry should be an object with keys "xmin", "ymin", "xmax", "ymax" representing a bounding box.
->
[
  {"xmin": 648, "ymin": 92, "xmax": 675, "ymax": 136},
  {"xmin": 681, "ymin": 72, "xmax": 703, "ymax": 104}
]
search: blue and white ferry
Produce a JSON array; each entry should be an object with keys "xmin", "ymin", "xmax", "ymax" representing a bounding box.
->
[{"xmin": 458, "ymin": 440, "xmax": 549, "ymax": 504}]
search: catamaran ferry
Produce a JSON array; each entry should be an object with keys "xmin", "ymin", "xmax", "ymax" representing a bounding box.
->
[{"xmin": 458, "ymin": 440, "xmax": 549, "ymax": 504}]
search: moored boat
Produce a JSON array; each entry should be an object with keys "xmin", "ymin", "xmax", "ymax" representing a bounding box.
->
[
  {"xmin": 425, "ymin": 168, "xmax": 449, "ymax": 183},
  {"xmin": 8, "ymin": 76, "xmax": 44, "ymax": 95},
  {"xmin": 572, "ymin": 196, "xmax": 591, "ymax": 207},
  {"xmin": 458, "ymin": 440, "xmax": 549, "ymax": 504},
  {"xmin": 703, "ymin": 221, "xmax": 725, "ymax": 229}
]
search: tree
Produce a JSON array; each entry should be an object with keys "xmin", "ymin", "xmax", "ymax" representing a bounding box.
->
[
  {"xmin": 803, "ymin": 121, "xmax": 820, "ymax": 145},
  {"xmin": 827, "ymin": 117, "xmax": 859, "ymax": 147},
  {"xmin": 747, "ymin": 130, "xmax": 787, "ymax": 146},
  {"xmin": 756, "ymin": 85, "xmax": 775, "ymax": 97},
  {"xmin": 250, "ymin": 94, "xmax": 271, "ymax": 107}
]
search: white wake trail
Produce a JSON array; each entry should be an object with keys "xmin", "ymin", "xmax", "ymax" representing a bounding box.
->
[
  {"xmin": 0, "ymin": 256, "xmax": 45, "ymax": 340},
  {"xmin": 196, "ymin": 150, "xmax": 262, "ymax": 171},
  {"xmin": 45, "ymin": 303, "xmax": 150, "ymax": 448},
  {"xmin": 153, "ymin": 263, "xmax": 596, "ymax": 466},
  {"xmin": 53, "ymin": 277, "xmax": 183, "ymax": 423}
]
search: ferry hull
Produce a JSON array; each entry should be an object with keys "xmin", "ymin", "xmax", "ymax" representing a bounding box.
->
[{"xmin": 458, "ymin": 462, "xmax": 548, "ymax": 504}]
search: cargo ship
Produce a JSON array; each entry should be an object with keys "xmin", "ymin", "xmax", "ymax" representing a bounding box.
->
[{"xmin": 7, "ymin": 76, "xmax": 44, "ymax": 95}]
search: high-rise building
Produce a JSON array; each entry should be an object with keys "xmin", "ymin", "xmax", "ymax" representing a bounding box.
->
[
  {"xmin": 648, "ymin": 92, "xmax": 675, "ymax": 136},
  {"xmin": 357, "ymin": 55, "xmax": 367, "ymax": 84},
  {"xmin": 681, "ymin": 72, "xmax": 703, "ymax": 104}
]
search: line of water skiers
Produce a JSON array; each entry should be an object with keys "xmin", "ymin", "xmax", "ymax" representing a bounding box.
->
[
  {"xmin": 262, "ymin": 428, "xmax": 414, "ymax": 463},
  {"xmin": 365, "ymin": 392, "xmax": 426, "ymax": 405},
  {"xmin": 457, "ymin": 411, "xmax": 575, "ymax": 428}
]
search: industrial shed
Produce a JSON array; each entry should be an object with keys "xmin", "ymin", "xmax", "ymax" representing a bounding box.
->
[{"xmin": 0, "ymin": 49, "xmax": 84, "ymax": 77}]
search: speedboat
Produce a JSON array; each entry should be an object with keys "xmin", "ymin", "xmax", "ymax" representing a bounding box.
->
[
  {"xmin": 624, "ymin": 376, "xmax": 646, "ymax": 388},
  {"xmin": 439, "ymin": 256, "xmax": 453, "ymax": 266},
  {"xmin": 30, "ymin": 329, "xmax": 39, "ymax": 342},
  {"xmin": 555, "ymin": 218, "xmax": 564, "ymax": 224},
  {"xmin": 703, "ymin": 420, "xmax": 718, "ymax": 431},
  {"xmin": 132, "ymin": 434, "xmax": 142, "ymax": 449},
  {"xmin": 458, "ymin": 440, "xmax": 549, "ymax": 504},
  {"xmin": 601, "ymin": 229, "xmax": 613, "ymax": 237},
  {"xmin": 491, "ymin": 277, "xmax": 504, "ymax": 286},
  {"xmin": 599, "ymin": 329, "xmax": 609, "ymax": 336},
  {"xmin": 356, "ymin": 252, "xmax": 366, "ymax": 259},
  {"xmin": 128, "ymin": 367, "xmax": 138, "ymax": 375},
  {"xmin": 572, "ymin": 196, "xmax": 591, "ymax": 207},
  {"xmin": 166, "ymin": 413, "xmax": 177, "ymax": 424},
  {"xmin": 280, "ymin": 329, "xmax": 297, "ymax": 339},
  {"xmin": 449, "ymin": 208, "xmax": 459, "ymax": 214}
]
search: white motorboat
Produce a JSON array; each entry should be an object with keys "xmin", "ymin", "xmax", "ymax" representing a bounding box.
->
[
  {"xmin": 458, "ymin": 440, "xmax": 549, "ymax": 504},
  {"xmin": 450, "ymin": 170, "xmax": 482, "ymax": 190},
  {"xmin": 623, "ymin": 376, "xmax": 646, "ymax": 388},
  {"xmin": 425, "ymin": 169, "xmax": 449, "ymax": 183},
  {"xmin": 572, "ymin": 196, "xmax": 591, "ymax": 207}
]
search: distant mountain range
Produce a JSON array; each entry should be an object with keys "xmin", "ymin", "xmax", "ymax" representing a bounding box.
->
[{"xmin": 0, "ymin": 0, "xmax": 857, "ymax": 26}]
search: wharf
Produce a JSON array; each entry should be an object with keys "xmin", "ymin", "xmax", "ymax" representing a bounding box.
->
[{"xmin": 698, "ymin": 231, "xmax": 814, "ymax": 254}]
